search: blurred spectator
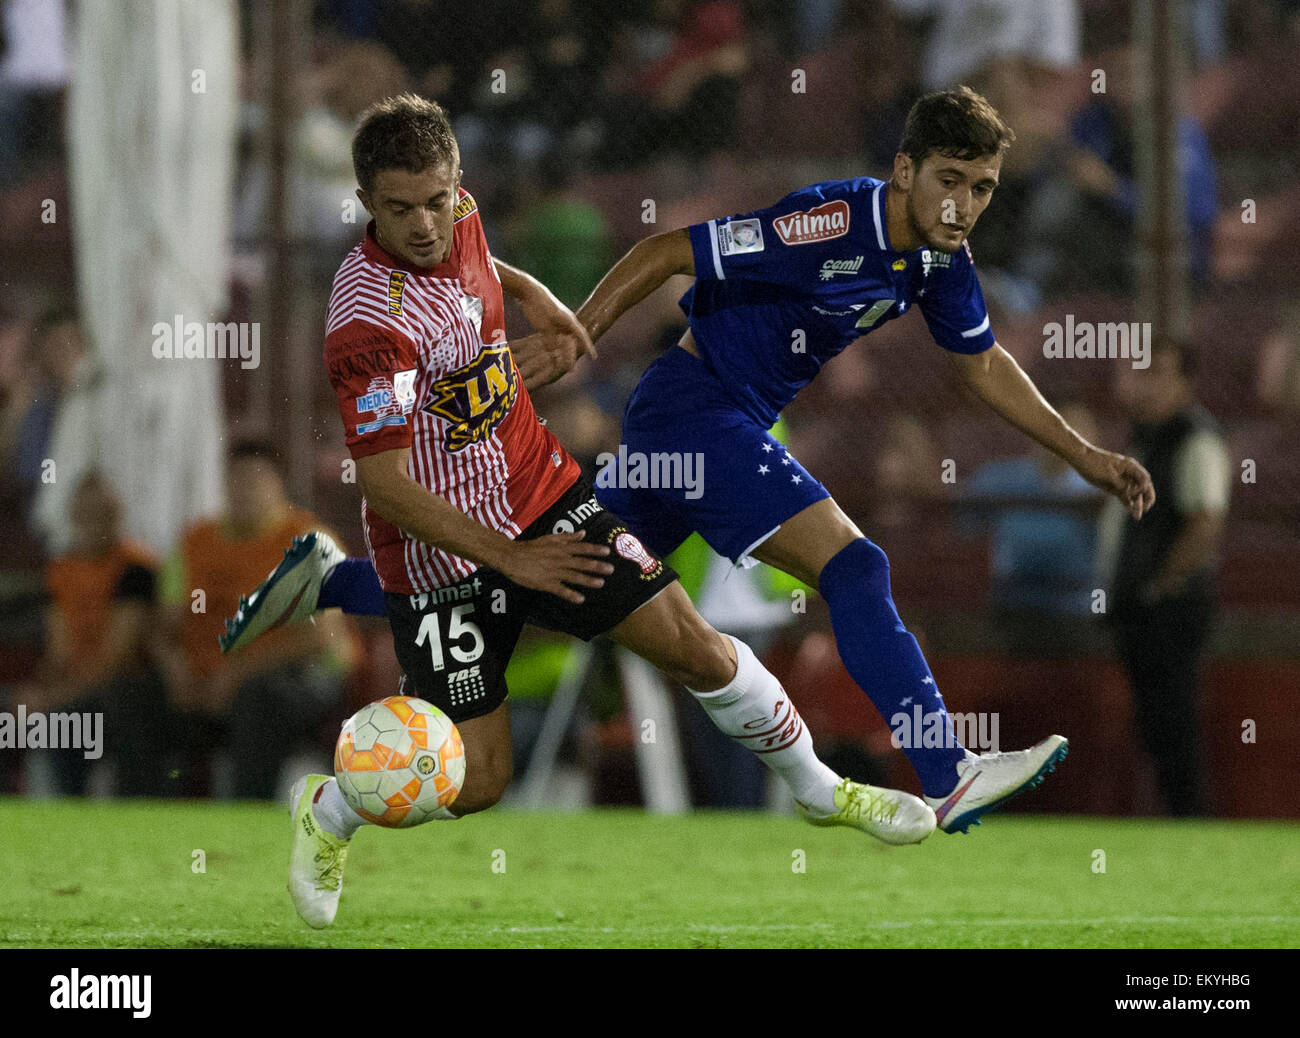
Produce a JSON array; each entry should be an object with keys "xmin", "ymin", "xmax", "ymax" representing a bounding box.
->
[
  {"xmin": 235, "ymin": 40, "xmax": 408, "ymax": 249},
  {"xmin": 1257, "ymin": 300, "xmax": 1300, "ymax": 418},
  {"xmin": 505, "ymin": 162, "xmax": 614, "ymax": 310},
  {"xmin": 868, "ymin": 413, "xmax": 945, "ymax": 532},
  {"xmin": 603, "ymin": 0, "xmax": 747, "ymax": 169},
  {"xmin": 890, "ymin": 0, "xmax": 1079, "ymax": 91},
  {"xmin": 1101, "ymin": 339, "xmax": 1231, "ymax": 816},
  {"xmin": 959, "ymin": 402, "xmax": 1105, "ymax": 616},
  {"xmin": 158, "ymin": 441, "xmax": 358, "ymax": 799},
  {"xmin": 1007, "ymin": 47, "xmax": 1218, "ymax": 303},
  {"xmin": 0, "ymin": 309, "xmax": 96, "ymax": 540},
  {"xmin": 0, "ymin": 0, "xmax": 69, "ymax": 187},
  {"xmin": 26, "ymin": 471, "xmax": 169, "ymax": 795}
]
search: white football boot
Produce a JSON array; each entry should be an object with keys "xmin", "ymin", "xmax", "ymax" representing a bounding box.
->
[
  {"xmin": 288, "ymin": 774, "xmax": 351, "ymax": 929},
  {"xmin": 219, "ymin": 531, "xmax": 346, "ymax": 654},
  {"xmin": 924, "ymin": 735, "xmax": 1069, "ymax": 834},
  {"xmin": 798, "ymin": 778, "xmax": 937, "ymax": 845}
]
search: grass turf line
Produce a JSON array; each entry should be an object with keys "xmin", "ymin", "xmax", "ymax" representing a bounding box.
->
[{"xmin": 1, "ymin": 799, "xmax": 1296, "ymax": 948}]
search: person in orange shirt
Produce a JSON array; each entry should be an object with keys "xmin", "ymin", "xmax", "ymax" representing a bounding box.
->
[
  {"xmin": 159, "ymin": 441, "xmax": 357, "ymax": 799},
  {"xmin": 30, "ymin": 470, "xmax": 168, "ymax": 795}
]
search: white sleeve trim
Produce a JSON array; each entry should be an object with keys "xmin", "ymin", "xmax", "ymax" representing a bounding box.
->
[
  {"xmin": 708, "ymin": 220, "xmax": 725, "ymax": 280},
  {"xmin": 872, "ymin": 182, "xmax": 887, "ymax": 251},
  {"xmin": 961, "ymin": 314, "xmax": 991, "ymax": 338}
]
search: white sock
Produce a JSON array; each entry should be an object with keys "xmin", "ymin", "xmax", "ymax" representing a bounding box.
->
[
  {"xmin": 315, "ymin": 777, "xmax": 460, "ymax": 837},
  {"xmin": 313, "ymin": 778, "xmax": 369, "ymax": 840},
  {"xmin": 688, "ymin": 635, "xmax": 841, "ymax": 816}
]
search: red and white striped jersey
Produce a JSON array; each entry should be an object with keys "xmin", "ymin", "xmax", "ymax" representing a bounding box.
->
[{"xmin": 325, "ymin": 189, "xmax": 580, "ymax": 594}]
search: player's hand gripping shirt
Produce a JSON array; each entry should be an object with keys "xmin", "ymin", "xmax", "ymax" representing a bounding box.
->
[
  {"xmin": 682, "ymin": 176, "xmax": 996, "ymax": 427},
  {"xmin": 325, "ymin": 190, "xmax": 580, "ymax": 594}
]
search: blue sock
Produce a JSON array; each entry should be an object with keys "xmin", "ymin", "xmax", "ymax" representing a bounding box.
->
[
  {"xmin": 818, "ymin": 538, "xmax": 967, "ymax": 797},
  {"xmin": 317, "ymin": 557, "xmax": 387, "ymax": 616}
]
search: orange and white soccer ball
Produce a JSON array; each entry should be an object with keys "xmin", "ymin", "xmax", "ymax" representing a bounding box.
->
[{"xmin": 334, "ymin": 696, "xmax": 465, "ymax": 827}]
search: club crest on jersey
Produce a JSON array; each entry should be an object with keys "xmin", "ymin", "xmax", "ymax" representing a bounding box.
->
[
  {"xmin": 453, "ymin": 194, "xmax": 478, "ymax": 223},
  {"xmin": 387, "ymin": 271, "xmax": 407, "ymax": 316},
  {"xmin": 424, "ymin": 344, "xmax": 517, "ymax": 451},
  {"xmin": 774, "ymin": 199, "xmax": 850, "ymax": 246},
  {"xmin": 356, "ymin": 375, "xmax": 408, "ymax": 434}
]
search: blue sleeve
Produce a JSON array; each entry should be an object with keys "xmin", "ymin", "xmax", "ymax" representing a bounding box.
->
[
  {"xmin": 918, "ymin": 241, "xmax": 996, "ymax": 354},
  {"xmin": 687, "ymin": 180, "xmax": 859, "ymax": 285}
]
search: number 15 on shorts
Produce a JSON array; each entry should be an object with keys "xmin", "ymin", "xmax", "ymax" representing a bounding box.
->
[{"xmin": 415, "ymin": 603, "xmax": 485, "ymax": 671}]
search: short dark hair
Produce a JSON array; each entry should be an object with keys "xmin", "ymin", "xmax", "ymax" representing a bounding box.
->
[
  {"xmin": 229, "ymin": 439, "xmax": 282, "ymax": 470},
  {"xmin": 898, "ymin": 86, "xmax": 1016, "ymax": 166},
  {"xmin": 352, "ymin": 93, "xmax": 458, "ymax": 194}
]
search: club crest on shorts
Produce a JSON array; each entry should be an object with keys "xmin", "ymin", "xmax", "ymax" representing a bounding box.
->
[{"xmin": 608, "ymin": 527, "xmax": 663, "ymax": 580}]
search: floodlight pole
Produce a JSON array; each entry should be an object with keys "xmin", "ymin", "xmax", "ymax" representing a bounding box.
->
[{"xmin": 1133, "ymin": 0, "xmax": 1191, "ymax": 340}]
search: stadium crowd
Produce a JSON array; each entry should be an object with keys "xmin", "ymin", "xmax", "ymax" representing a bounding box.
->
[{"xmin": 1, "ymin": 0, "xmax": 1298, "ymax": 813}]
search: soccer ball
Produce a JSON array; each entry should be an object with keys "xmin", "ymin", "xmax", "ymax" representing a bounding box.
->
[{"xmin": 334, "ymin": 696, "xmax": 466, "ymax": 827}]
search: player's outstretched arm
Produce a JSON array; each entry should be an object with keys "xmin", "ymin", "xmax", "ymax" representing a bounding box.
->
[
  {"xmin": 356, "ymin": 447, "xmax": 614, "ymax": 603},
  {"xmin": 493, "ymin": 257, "xmax": 595, "ymax": 390},
  {"xmin": 948, "ymin": 343, "xmax": 1156, "ymax": 519},
  {"xmin": 575, "ymin": 228, "xmax": 695, "ymax": 345}
]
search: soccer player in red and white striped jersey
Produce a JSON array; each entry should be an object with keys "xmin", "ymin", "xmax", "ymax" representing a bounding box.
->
[{"xmin": 325, "ymin": 178, "xmax": 580, "ymax": 593}]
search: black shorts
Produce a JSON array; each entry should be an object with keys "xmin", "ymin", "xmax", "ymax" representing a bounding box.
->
[{"xmin": 386, "ymin": 476, "xmax": 678, "ymax": 723}]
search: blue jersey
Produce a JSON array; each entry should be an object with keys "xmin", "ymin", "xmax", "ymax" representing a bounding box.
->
[{"xmin": 682, "ymin": 176, "xmax": 996, "ymax": 427}]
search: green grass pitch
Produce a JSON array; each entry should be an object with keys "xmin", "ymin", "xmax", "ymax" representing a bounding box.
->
[{"xmin": 1, "ymin": 798, "xmax": 1296, "ymax": 948}]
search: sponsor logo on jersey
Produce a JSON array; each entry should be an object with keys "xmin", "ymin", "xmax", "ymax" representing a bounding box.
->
[
  {"xmin": 357, "ymin": 375, "xmax": 408, "ymax": 434},
  {"xmin": 921, "ymin": 247, "xmax": 952, "ymax": 278},
  {"xmin": 854, "ymin": 298, "xmax": 896, "ymax": 330},
  {"xmin": 408, "ymin": 575, "xmax": 484, "ymax": 611},
  {"xmin": 424, "ymin": 344, "xmax": 517, "ymax": 451},
  {"xmin": 328, "ymin": 346, "xmax": 402, "ymax": 383},
  {"xmin": 717, "ymin": 217, "xmax": 764, "ymax": 256},
  {"xmin": 773, "ymin": 199, "xmax": 850, "ymax": 246},
  {"xmin": 387, "ymin": 271, "xmax": 408, "ymax": 316},
  {"xmin": 819, "ymin": 255, "xmax": 864, "ymax": 281},
  {"xmin": 453, "ymin": 193, "xmax": 478, "ymax": 223}
]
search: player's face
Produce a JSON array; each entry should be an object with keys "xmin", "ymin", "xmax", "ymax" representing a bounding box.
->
[
  {"xmin": 904, "ymin": 152, "xmax": 1001, "ymax": 253},
  {"xmin": 359, "ymin": 161, "xmax": 462, "ymax": 267}
]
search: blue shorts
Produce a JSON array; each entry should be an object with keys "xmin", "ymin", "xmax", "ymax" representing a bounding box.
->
[{"xmin": 596, "ymin": 346, "xmax": 830, "ymax": 564}]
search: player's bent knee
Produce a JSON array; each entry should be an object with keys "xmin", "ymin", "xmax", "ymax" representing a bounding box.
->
[
  {"xmin": 450, "ymin": 758, "xmax": 512, "ymax": 815},
  {"xmin": 666, "ymin": 624, "xmax": 735, "ymax": 691},
  {"xmin": 449, "ymin": 718, "xmax": 514, "ymax": 816},
  {"xmin": 820, "ymin": 537, "xmax": 892, "ymax": 600}
]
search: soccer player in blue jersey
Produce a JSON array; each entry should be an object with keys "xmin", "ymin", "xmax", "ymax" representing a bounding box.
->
[
  {"xmin": 226, "ymin": 87, "xmax": 1154, "ymax": 834},
  {"xmin": 538, "ymin": 85, "xmax": 1151, "ymax": 831}
]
